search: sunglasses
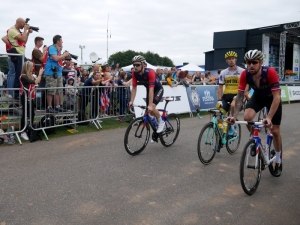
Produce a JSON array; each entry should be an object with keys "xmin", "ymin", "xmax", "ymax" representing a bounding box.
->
[
  {"xmin": 246, "ymin": 60, "xmax": 260, "ymax": 65},
  {"xmin": 133, "ymin": 64, "xmax": 141, "ymax": 67}
]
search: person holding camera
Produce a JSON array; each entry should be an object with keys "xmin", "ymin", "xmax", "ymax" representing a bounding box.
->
[
  {"xmin": 5, "ymin": 18, "xmax": 33, "ymax": 99},
  {"xmin": 44, "ymin": 35, "xmax": 70, "ymax": 113}
]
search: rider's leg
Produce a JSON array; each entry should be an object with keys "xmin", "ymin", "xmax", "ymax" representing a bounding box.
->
[
  {"xmin": 244, "ymin": 108, "xmax": 256, "ymax": 133},
  {"xmin": 230, "ymin": 98, "xmax": 236, "ymax": 117},
  {"xmin": 270, "ymin": 125, "xmax": 282, "ymax": 162}
]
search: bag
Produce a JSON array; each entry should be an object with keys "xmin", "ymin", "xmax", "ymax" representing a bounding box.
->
[
  {"xmin": 40, "ymin": 115, "xmax": 56, "ymax": 135},
  {"xmin": 7, "ymin": 47, "xmax": 19, "ymax": 62},
  {"xmin": 27, "ymin": 124, "xmax": 42, "ymax": 143}
]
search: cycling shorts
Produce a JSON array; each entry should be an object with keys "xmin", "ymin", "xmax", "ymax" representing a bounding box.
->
[
  {"xmin": 246, "ymin": 95, "xmax": 282, "ymax": 125},
  {"xmin": 221, "ymin": 94, "xmax": 236, "ymax": 112},
  {"xmin": 146, "ymin": 87, "xmax": 164, "ymax": 106}
]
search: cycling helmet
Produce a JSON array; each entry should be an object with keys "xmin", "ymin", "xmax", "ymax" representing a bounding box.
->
[
  {"xmin": 132, "ymin": 55, "xmax": 146, "ymax": 63},
  {"xmin": 244, "ymin": 49, "xmax": 264, "ymax": 61},
  {"xmin": 225, "ymin": 51, "xmax": 238, "ymax": 59}
]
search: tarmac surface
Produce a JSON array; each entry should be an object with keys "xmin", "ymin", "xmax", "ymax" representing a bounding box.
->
[{"xmin": 0, "ymin": 103, "xmax": 299, "ymax": 225}]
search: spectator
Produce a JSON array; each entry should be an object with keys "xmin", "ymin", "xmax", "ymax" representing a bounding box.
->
[
  {"xmin": 6, "ymin": 18, "xmax": 33, "ymax": 98},
  {"xmin": 0, "ymin": 129, "xmax": 14, "ymax": 145},
  {"xmin": 44, "ymin": 34, "xmax": 70, "ymax": 113},
  {"xmin": 117, "ymin": 71, "xmax": 132, "ymax": 121},
  {"xmin": 156, "ymin": 68, "xmax": 164, "ymax": 81},
  {"xmin": 79, "ymin": 69, "xmax": 88, "ymax": 84},
  {"xmin": 89, "ymin": 64, "xmax": 100, "ymax": 78},
  {"xmin": 177, "ymin": 71, "xmax": 190, "ymax": 87},
  {"xmin": 19, "ymin": 61, "xmax": 43, "ymax": 140},
  {"xmin": 101, "ymin": 64, "xmax": 115, "ymax": 116},
  {"xmin": 64, "ymin": 77, "xmax": 78, "ymax": 111},
  {"xmin": 204, "ymin": 72, "xmax": 213, "ymax": 84},
  {"xmin": 166, "ymin": 72, "xmax": 179, "ymax": 87},
  {"xmin": 80, "ymin": 72, "xmax": 102, "ymax": 119},
  {"xmin": 62, "ymin": 58, "xmax": 76, "ymax": 81},
  {"xmin": 192, "ymin": 71, "xmax": 203, "ymax": 84},
  {"xmin": 0, "ymin": 67, "xmax": 7, "ymax": 96}
]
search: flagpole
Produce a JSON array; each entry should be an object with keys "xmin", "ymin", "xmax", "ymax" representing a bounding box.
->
[{"xmin": 107, "ymin": 14, "xmax": 109, "ymax": 62}]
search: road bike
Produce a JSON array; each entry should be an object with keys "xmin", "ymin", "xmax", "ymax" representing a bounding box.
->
[
  {"xmin": 124, "ymin": 98, "xmax": 180, "ymax": 156},
  {"xmin": 196, "ymin": 109, "xmax": 241, "ymax": 165},
  {"xmin": 235, "ymin": 120, "xmax": 281, "ymax": 195}
]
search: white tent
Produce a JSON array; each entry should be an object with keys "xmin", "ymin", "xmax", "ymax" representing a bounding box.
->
[
  {"xmin": 122, "ymin": 62, "xmax": 157, "ymax": 71},
  {"xmin": 178, "ymin": 63, "xmax": 204, "ymax": 72}
]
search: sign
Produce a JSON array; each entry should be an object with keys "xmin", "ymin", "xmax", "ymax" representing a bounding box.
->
[
  {"xmin": 280, "ymin": 86, "xmax": 289, "ymax": 102},
  {"xmin": 132, "ymin": 86, "xmax": 191, "ymax": 117},
  {"xmin": 186, "ymin": 85, "xmax": 218, "ymax": 111},
  {"xmin": 293, "ymin": 44, "xmax": 299, "ymax": 81},
  {"xmin": 262, "ymin": 34, "xmax": 270, "ymax": 66},
  {"xmin": 288, "ymin": 86, "xmax": 300, "ymax": 101}
]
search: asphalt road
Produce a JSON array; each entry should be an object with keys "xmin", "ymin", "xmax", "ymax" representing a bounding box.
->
[{"xmin": 0, "ymin": 103, "xmax": 299, "ymax": 225}]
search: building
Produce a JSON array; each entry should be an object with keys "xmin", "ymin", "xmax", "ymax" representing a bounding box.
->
[{"xmin": 205, "ymin": 21, "xmax": 300, "ymax": 80}]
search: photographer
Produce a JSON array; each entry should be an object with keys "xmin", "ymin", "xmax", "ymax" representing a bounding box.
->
[
  {"xmin": 6, "ymin": 18, "xmax": 32, "ymax": 99},
  {"xmin": 44, "ymin": 34, "xmax": 70, "ymax": 113}
]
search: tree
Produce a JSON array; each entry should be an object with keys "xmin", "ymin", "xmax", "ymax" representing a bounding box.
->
[
  {"xmin": 108, "ymin": 50, "xmax": 175, "ymax": 68},
  {"xmin": 0, "ymin": 57, "xmax": 9, "ymax": 74}
]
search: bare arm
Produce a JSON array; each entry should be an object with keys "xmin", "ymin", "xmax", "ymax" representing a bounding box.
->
[
  {"xmin": 2, "ymin": 36, "xmax": 9, "ymax": 45},
  {"xmin": 122, "ymin": 79, "xmax": 132, "ymax": 86},
  {"xmin": 217, "ymin": 85, "xmax": 223, "ymax": 100},
  {"xmin": 233, "ymin": 91, "xmax": 244, "ymax": 119}
]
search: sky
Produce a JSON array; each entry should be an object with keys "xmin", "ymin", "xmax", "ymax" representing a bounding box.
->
[{"xmin": 0, "ymin": 0, "xmax": 299, "ymax": 66}]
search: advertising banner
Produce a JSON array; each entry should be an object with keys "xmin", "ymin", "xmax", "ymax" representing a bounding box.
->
[
  {"xmin": 293, "ymin": 44, "xmax": 299, "ymax": 81},
  {"xmin": 280, "ymin": 86, "xmax": 289, "ymax": 102},
  {"xmin": 186, "ymin": 85, "xmax": 218, "ymax": 111},
  {"xmin": 262, "ymin": 34, "xmax": 270, "ymax": 66},
  {"xmin": 132, "ymin": 85, "xmax": 191, "ymax": 118},
  {"xmin": 288, "ymin": 86, "xmax": 300, "ymax": 101}
]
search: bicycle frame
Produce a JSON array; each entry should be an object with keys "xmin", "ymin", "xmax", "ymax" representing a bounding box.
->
[{"xmin": 236, "ymin": 121, "xmax": 276, "ymax": 168}]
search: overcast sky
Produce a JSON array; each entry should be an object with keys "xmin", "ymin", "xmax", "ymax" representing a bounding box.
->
[{"xmin": 0, "ymin": 0, "xmax": 299, "ymax": 66}]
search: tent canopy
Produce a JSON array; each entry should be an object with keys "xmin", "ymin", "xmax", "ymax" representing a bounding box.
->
[
  {"xmin": 122, "ymin": 62, "xmax": 157, "ymax": 71},
  {"xmin": 178, "ymin": 63, "xmax": 204, "ymax": 72}
]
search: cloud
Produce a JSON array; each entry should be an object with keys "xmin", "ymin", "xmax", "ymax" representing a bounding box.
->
[{"xmin": 0, "ymin": 0, "xmax": 299, "ymax": 66}]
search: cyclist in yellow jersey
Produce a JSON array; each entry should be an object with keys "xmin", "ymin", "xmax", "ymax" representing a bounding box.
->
[{"xmin": 216, "ymin": 51, "xmax": 244, "ymax": 116}]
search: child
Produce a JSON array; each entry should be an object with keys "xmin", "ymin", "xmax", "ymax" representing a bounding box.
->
[
  {"xmin": 0, "ymin": 116, "xmax": 14, "ymax": 145},
  {"xmin": 166, "ymin": 72, "xmax": 179, "ymax": 87},
  {"xmin": 64, "ymin": 77, "xmax": 78, "ymax": 111}
]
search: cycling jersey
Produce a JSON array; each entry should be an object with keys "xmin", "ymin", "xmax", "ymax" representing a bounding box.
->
[
  {"xmin": 219, "ymin": 66, "xmax": 244, "ymax": 94},
  {"xmin": 132, "ymin": 68, "xmax": 162, "ymax": 90},
  {"xmin": 238, "ymin": 66, "xmax": 280, "ymax": 99}
]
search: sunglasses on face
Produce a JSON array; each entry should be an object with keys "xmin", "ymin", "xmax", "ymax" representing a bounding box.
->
[
  {"xmin": 246, "ymin": 60, "xmax": 260, "ymax": 65},
  {"xmin": 133, "ymin": 64, "xmax": 141, "ymax": 67}
]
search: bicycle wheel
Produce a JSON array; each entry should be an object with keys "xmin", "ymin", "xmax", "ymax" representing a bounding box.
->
[
  {"xmin": 226, "ymin": 123, "xmax": 241, "ymax": 155},
  {"xmin": 160, "ymin": 113, "xmax": 180, "ymax": 147},
  {"xmin": 197, "ymin": 122, "xmax": 218, "ymax": 165},
  {"xmin": 124, "ymin": 117, "xmax": 150, "ymax": 156},
  {"xmin": 240, "ymin": 139, "xmax": 262, "ymax": 195}
]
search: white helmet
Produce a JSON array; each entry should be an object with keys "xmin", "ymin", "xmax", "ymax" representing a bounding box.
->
[
  {"xmin": 132, "ymin": 55, "xmax": 146, "ymax": 63},
  {"xmin": 244, "ymin": 49, "xmax": 264, "ymax": 61}
]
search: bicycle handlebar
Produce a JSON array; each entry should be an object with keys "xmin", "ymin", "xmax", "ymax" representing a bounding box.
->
[{"xmin": 234, "ymin": 121, "xmax": 267, "ymax": 126}]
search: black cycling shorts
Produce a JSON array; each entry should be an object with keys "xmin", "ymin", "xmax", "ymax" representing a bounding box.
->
[
  {"xmin": 146, "ymin": 87, "xmax": 164, "ymax": 106},
  {"xmin": 246, "ymin": 95, "xmax": 282, "ymax": 125},
  {"xmin": 221, "ymin": 94, "xmax": 236, "ymax": 112}
]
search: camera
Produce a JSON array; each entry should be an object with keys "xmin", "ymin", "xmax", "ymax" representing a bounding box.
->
[
  {"xmin": 51, "ymin": 66, "xmax": 58, "ymax": 79},
  {"xmin": 25, "ymin": 18, "xmax": 39, "ymax": 32},
  {"xmin": 64, "ymin": 51, "xmax": 78, "ymax": 60}
]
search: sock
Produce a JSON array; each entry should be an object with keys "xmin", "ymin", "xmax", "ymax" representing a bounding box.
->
[
  {"xmin": 4, "ymin": 140, "xmax": 8, "ymax": 143},
  {"xmin": 157, "ymin": 117, "xmax": 163, "ymax": 123},
  {"xmin": 56, "ymin": 105, "xmax": 60, "ymax": 109},
  {"xmin": 48, "ymin": 106, "xmax": 52, "ymax": 109},
  {"xmin": 275, "ymin": 151, "xmax": 282, "ymax": 164}
]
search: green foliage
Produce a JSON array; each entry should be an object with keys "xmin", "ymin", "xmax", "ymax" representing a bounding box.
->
[
  {"xmin": 0, "ymin": 57, "xmax": 9, "ymax": 74},
  {"xmin": 108, "ymin": 50, "xmax": 175, "ymax": 68}
]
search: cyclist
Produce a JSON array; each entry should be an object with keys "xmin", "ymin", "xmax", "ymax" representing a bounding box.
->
[
  {"xmin": 216, "ymin": 51, "xmax": 244, "ymax": 134},
  {"xmin": 128, "ymin": 55, "xmax": 165, "ymax": 133},
  {"xmin": 227, "ymin": 49, "xmax": 282, "ymax": 177}
]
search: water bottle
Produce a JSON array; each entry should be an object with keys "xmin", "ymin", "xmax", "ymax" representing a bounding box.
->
[{"xmin": 222, "ymin": 121, "xmax": 228, "ymax": 133}]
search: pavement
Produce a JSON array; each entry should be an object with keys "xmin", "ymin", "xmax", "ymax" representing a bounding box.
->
[{"xmin": 0, "ymin": 103, "xmax": 299, "ymax": 225}]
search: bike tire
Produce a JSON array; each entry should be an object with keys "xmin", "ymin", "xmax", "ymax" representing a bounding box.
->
[
  {"xmin": 124, "ymin": 117, "xmax": 150, "ymax": 156},
  {"xmin": 197, "ymin": 122, "xmax": 217, "ymax": 165},
  {"xmin": 160, "ymin": 113, "xmax": 180, "ymax": 147},
  {"xmin": 226, "ymin": 123, "xmax": 241, "ymax": 155},
  {"xmin": 240, "ymin": 139, "xmax": 262, "ymax": 195}
]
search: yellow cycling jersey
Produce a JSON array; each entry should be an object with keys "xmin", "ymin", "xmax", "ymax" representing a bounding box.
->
[{"xmin": 218, "ymin": 66, "xmax": 244, "ymax": 94}]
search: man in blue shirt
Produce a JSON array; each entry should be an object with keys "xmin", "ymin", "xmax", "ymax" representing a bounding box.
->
[{"xmin": 44, "ymin": 35, "xmax": 70, "ymax": 113}]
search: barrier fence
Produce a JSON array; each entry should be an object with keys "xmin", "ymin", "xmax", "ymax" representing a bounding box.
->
[{"xmin": 1, "ymin": 79, "xmax": 300, "ymax": 145}]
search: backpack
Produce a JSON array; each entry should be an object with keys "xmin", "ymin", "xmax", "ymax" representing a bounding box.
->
[
  {"xmin": 40, "ymin": 115, "xmax": 56, "ymax": 135},
  {"xmin": 27, "ymin": 124, "xmax": 42, "ymax": 143}
]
